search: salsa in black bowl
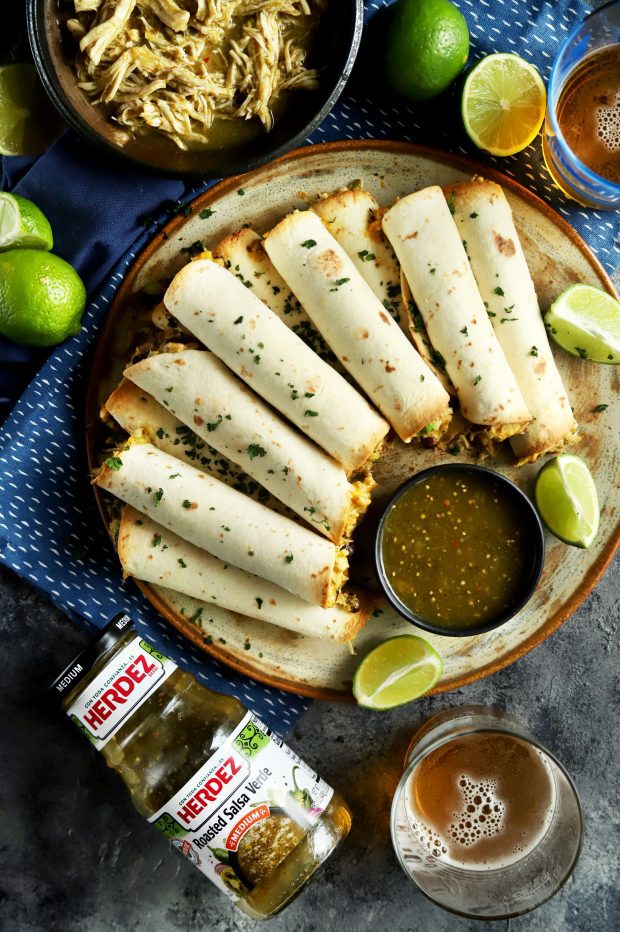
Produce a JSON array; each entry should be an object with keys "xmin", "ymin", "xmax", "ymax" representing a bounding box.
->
[{"xmin": 375, "ymin": 464, "xmax": 545, "ymax": 638}]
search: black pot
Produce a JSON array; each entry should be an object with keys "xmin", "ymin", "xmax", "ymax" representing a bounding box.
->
[{"xmin": 27, "ymin": 0, "xmax": 364, "ymax": 178}]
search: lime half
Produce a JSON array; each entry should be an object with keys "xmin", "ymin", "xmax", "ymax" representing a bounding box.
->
[
  {"xmin": 353, "ymin": 635, "xmax": 443, "ymax": 710},
  {"xmin": 545, "ymin": 284, "xmax": 620, "ymax": 365},
  {"xmin": 462, "ymin": 53, "xmax": 546, "ymax": 156},
  {"xmin": 0, "ymin": 193, "xmax": 53, "ymax": 252},
  {"xmin": 534, "ymin": 454, "xmax": 599, "ymax": 549},
  {"xmin": 0, "ymin": 63, "xmax": 63, "ymax": 157}
]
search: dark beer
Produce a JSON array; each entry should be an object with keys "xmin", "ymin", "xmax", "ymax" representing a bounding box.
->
[
  {"xmin": 406, "ymin": 732, "xmax": 556, "ymax": 870},
  {"xmin": 555, "ymin": 45, "xmax": 620, "ymax": 184}
]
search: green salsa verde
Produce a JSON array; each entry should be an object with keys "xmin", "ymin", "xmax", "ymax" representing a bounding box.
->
[{"xmin": 380, "ymin": 469, "xmax": 537, "ymax": 631}]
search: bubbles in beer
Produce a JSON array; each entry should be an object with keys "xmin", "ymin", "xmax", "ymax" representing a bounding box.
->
[
  {"xmin": 448, "ymin": 776, "xmax": 505, "ymax": 847},
  {"xmin": 596, "ymin": 92, "xmax": 620, "ymax": 152}
]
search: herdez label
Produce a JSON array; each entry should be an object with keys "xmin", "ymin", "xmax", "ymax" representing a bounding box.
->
[
  {"xmin": 66, "ymin": 635, "xmax": 176, "ymax": 746},
  {"xmin": 148, "ymin": 713, "xmax": 333, "ymax": 900}
]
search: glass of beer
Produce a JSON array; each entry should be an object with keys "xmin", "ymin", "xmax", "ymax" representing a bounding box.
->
[
  {"xmin": 391, "ymin": 707, "xmax": 583, "ymax": 919},
  {"xmin": 543, "ymin": 0, "xmax": 620, "ymax": 208}
]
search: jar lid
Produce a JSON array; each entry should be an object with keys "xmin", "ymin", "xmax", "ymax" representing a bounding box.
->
[{"xmin": 48, "ymin": 613, "xmax": 134, "ymax": 703}]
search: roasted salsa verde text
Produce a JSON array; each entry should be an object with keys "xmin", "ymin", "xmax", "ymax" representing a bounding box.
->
[{"xmin": 379, "ymin": 469, "xmax": 536, "ymax": 631}]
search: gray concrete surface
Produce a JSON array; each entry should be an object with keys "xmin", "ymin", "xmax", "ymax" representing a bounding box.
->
[{"xmin": 1, "ymin": 555, "xmax": 618, "ymax": 932}]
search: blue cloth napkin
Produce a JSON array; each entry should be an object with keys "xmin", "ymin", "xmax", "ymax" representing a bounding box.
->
[{"xmin": 0, "ymin": 0, "xmax": 618, "ymax": 731}]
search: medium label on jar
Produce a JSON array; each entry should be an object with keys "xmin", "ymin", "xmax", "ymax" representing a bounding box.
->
[
  {"xmin": 66, "ymin": 635, "xmax": 176, "ymax": 747},
  {"xmin": 148, "ymin": 712, "xmax": 334, "ymax": 901}
]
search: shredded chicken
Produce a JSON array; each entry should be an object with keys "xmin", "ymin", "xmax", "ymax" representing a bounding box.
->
[{"xmin": 65, "ymin": 0, "xmax": 324, "ymax": 149}]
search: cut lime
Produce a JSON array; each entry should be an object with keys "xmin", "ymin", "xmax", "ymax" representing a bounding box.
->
[
  {"xmin": 462, "ymin": 53, "xmax": 546, "ymax": 156},
  {"xmin": 0, "ymin": 63, "xmax": 63, "ymax": 157},
  {"xmin": 0, "ymin": 193, "xmax": 53, "ymax": 252},
  {"xmin": 544, "ymin": 284, "xmax": 620, "ymax": 365},
  {"xmin": 353, "ymin": 635, "xmax": 443, "ymax": 710},
  {"xmin": 534, "ymin": 454, "xmax": 599, "ymax": 549}
]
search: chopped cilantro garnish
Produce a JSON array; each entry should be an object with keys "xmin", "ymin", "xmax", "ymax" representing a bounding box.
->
[
  {"xmin": 199, "ymin": 208, "xmax": 214, "ymax": 219},
  {"xmin": 180, "ymin": 240, "xmax": 205, "ymax": 257},
  {"xmin": 301, "ymin": 239, "xmax": 317, "ymax": 248},
  {"xmin": 247, "ymin": 443, "xmax": 267, "ymax": 460},
  {"xmin": 104, "ymin": 456, "xmax": 123, "ymax": 471},
  {"xmin": 154, "ymin": 488, "xmax": 164, "ymax": 506},
  {"xmin": 304, "ymin": 409, "xmax": 319, "ymax": 417}
]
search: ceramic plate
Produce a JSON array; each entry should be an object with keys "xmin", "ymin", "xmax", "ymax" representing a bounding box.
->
[{"xmin": 87, "ymin": 141, "xmax": 619, "ymax": 701}]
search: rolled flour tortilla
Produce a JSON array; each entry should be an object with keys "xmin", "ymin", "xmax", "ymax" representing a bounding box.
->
[
  {"xmin": 312, "ymin": 187, "xmax": 411, "ymax": 340},
  {"xmin": 118, "ymin": 507, "xmax": 370, "ymax": 642},
  {"xmin": 399, "ymin": 271, "xmax": 456, "ymax": 396},
  {"xmin": 264, "ymin": 210, "xmax": 452, "ymax": 441},
  {"xmin": 382, "ymin": 186, "xmax": 532, "ymax": 440},
  {"xmin": 123, "ymin": 350, "xmax": 373, "ymax": 543},
  {"xmin": 95, "ymin": 442, "xmax": 348, "ymax": 608},
  {"xmin": 104, "ymin": 380, "xmax": 291, "ymax": 516},
  {"xmin": 164, "ymin": 259, "xmax": 389, "ymax": 473},
  {"xmin": 213, "ymin": 227, "xmax": 340, "ymax": 367},
  {"xmin": 444, "ymin": 178, "xmax": 578, "ymax": 463}
]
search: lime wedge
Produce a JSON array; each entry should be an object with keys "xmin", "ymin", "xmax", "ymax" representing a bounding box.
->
[
  {"xmin": 353, "ymin": 635, "xmax": 443, "ymax": 710},
  {"xmin": 461, "ymin": 53, "xmax": 546, "ymax": 156},
  {"xmin": 0, "ymin": 63, "xmax": 63, "ymax": 157},
  {"xmin": 544, "ymin": 284, "xmax": 620, "ymax": 365},
  {"xmin": 0, "ymin": 193, "xmax": 53, "ymax": 252},
  {"xmin": 534, "ymin": 454, "xmax": 599, "ymax": 549}
]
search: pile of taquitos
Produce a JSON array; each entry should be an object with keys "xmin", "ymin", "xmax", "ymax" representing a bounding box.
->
[{"xmin": 97, "ymin": 177, "xmax": 577, "ymax": 646}]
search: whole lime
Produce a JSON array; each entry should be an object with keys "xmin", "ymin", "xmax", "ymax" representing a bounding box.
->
[
  {"xmin": 384, "ymin": 0, "xmax": 470, "ymax": 102},
  {"xmin": 0, "ymin": 249, "xmax": 86, "ymax": 347}
]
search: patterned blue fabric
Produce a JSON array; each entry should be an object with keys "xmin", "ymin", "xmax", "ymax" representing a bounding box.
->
[{"xmin": 0, "ymin": 0, "xmax": 617, "ymax": 730}]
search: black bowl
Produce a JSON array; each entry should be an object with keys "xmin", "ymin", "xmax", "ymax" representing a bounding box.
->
[
  {"xmin": 27, "ymin": 0, "xmax": 363, "ymax": 178},
  {"xmin": 375, "ymin": 464, "xmax": 545, "ymax": 638}
]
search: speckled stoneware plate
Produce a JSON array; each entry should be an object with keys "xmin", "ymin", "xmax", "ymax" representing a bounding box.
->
[{"xmin": 87, "ymin": 141, "xmax": 620, "ymax": 701}]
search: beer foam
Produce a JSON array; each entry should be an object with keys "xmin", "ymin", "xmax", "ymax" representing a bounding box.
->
[
  {"xmin": 596, "ymin": 91, "xmax": 620, "ymax": 152},
  {"xmin": 448, "ymin": 776, "xmax": 505, "ymax": 847}
]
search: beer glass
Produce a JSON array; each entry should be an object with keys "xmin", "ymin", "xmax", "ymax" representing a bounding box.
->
[
  {"xmin": 543, "ymin": 1, "xmax": 620, "ymax": 208},
  {"xmin": 391, "ymin": 707, "xmax": 583, "ymax": 919}
]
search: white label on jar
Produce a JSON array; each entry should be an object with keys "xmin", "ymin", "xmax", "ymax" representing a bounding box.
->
[
  {"xmin": 148, "ymin": 712, "xmax": 334, "ymax": 901},
  {"xmin": 66, "ymin": 636, "xmax": 176, "ymax": 747}
]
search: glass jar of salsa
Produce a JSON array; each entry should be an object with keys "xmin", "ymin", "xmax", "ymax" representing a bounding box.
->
[{"xmin": 50, "ymin": 614, "xmax": 352, "ymax": 919}]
